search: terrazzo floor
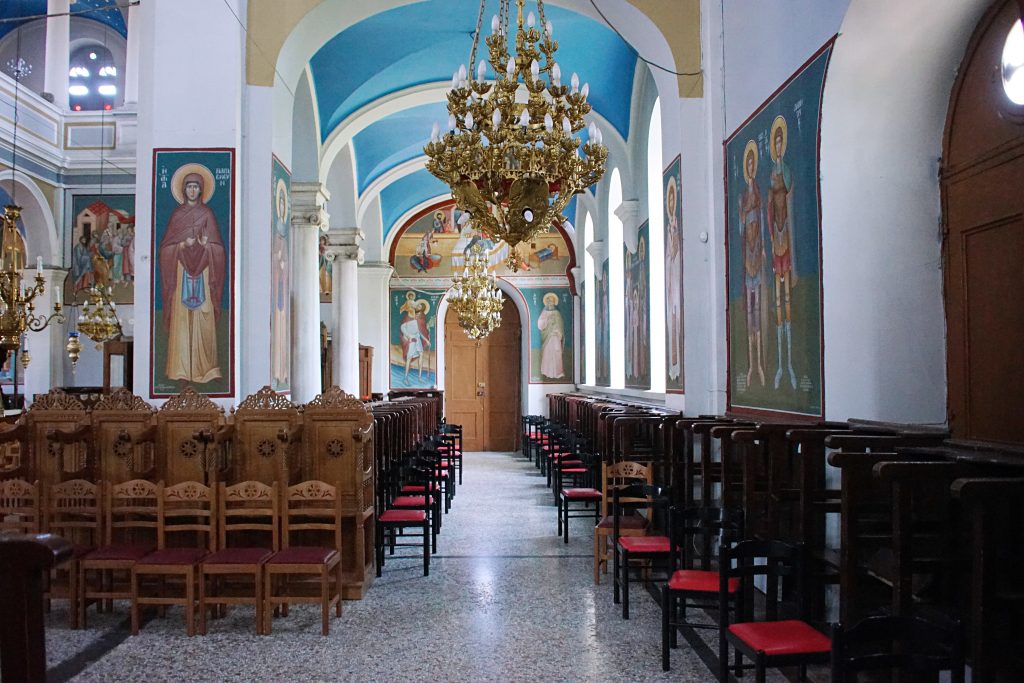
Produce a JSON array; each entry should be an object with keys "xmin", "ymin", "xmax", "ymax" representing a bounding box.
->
[{"xmin": 42, "ymin": 451, "xmax": 812, "ymax": 682}]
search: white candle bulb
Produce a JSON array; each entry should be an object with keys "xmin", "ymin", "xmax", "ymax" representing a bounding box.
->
[
  {"xmin": 458, "ymin": 64, "xmax": 467, "ymax": 81},
  {"xmin": 477, "ymin": 60, "xmax": 487, "ymax": 81},
  {"xmin": 431, "ymin": 121, "xmax": 440, "ymax": 142},
  {"xmin": 492, "ymin": 108, "xmax": 502, "ymax": 129},
  {"xmin": 527, "ymin": 11, "xmax": 535, "ymax": 28},
  {"xmin": 506, "ymin": 57, "xmax": 515, "ymax": 79},
  {"xmin": 519, "ymin": 108, "xmax": 531, "ymax": 127},
  {"xmin": 562, "ymin": 117, "xmax": 571, "ymax": 135},
  {"xmin": 448, "ymin": 114, "xmax": 457, "ymax": 131},
  {"xmin": 551, "ymin": 63, "xmax": 561, "ymax": 86},
  {"xmin": 571, "ymin": 72, "xmax": 579, "ymax": 92},
  {"xmin": 595, "ymin": 126, "xmax": 603, "ymax": 145},
  {"xmin": 530, "ymin": 60, "xmax": 540, "ymax": 79},
  {"xmin": 588, "ymin": 122, "xmax": 596, "ymax": 140},
  {"xmin": 581, "ymin": 82, "xmax": 589, "ymax": 99},
  {"xmin": 545, "ymin": 20, "xmax": 553, "ymax": 37},
  {"xmin": 465, "ymin": 112, "xmax": 474, "ymax": 129},
  {"xmin": 491, "ymin": 14, "xmax": 500, "ymax": 33},
  {"xmin": 452, "ymin": 71, "xmax": 459, "ymax": 89},
  {"xmin": 36, "ymin": 256, "xmax": 42, "ymax": 274},
  {"xmin": 544, "ymin": 113, "xmax": 553, "ymax": 131}
]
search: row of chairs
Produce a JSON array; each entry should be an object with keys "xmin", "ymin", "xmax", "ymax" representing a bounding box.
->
[{"xmin": 0, "ymin": 477, "xmax": 343, "ymax": 636}]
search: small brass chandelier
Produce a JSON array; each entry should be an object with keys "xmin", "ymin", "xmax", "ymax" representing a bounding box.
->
[
  {"xmin": 449, "ymin": 244, "xmax": 503, "ymax": 339},
  {"xmin": 424, "ymin": 0, "xmax": 607, "ymax": 272},
  {"xmin": 75, "ymin": 284, "xmax": 122, "ymax": 344},
  {"xmin": 0, "ymin": 207, "xmax": 64, "ymax": 367}
]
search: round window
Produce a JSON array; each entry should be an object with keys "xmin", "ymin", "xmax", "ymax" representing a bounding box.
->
[{"xmin": 1003, "ymin": 19, "xmax": 1024, "ymax": 106}]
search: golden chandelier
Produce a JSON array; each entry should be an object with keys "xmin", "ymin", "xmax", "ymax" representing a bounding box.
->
[
  {"xmin": 449, "ymin": 243, "xmax": 503, "ymax": 339},
  {"xmin": 75, "ymin": 284, "xmax": 123, "ymax": 345},
  {"xmin": 424, "ymin": 0, "xmax": 607, "ymax": 272},
  {"xmin": 0, "ymin": 205, "xmax": 65, "ymax": 366}
]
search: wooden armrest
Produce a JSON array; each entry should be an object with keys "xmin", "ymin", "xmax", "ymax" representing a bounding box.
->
[
  {"xmin": 0, "ymin": 422, "xmax": 26, "ymax": 443},
  {"xmin": 873, "ymin": 460, "xmax": 968, "ymax": 482},
  {"xmin": 277, "ymin": 423, "xmax": 304, "ymax": 445},
  {"xmin": 45, "ymin": 423, "xmax": 92, "ymax": 444},
  {"xmin": 731, "ymin": 429, "xmax": 760, "ymax": 443},
  {"xmin": 203, "ymin": 424, "xmax": 235, "ymax": 445},
  {"xmin": 131, "ymin": 425, "xmax": 157, "ymax": 445},
  {"xmin": 826, "ymin": 450, "xmax": 900, "ymax": 468},
  {"xmin": 352, "ymin": 422, "xmax": 373, "ymax": 443},
  {"xmin": 951, "ymin": 477, "xmax": 1024, "ymax": 503}
]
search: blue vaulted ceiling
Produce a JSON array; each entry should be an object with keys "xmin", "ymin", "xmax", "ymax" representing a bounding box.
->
[
  {"xmin": 0, "ymin": 0, "xmax": 127, "ymax": 40},
  {"xmin": 309, "ymin": 0, "xmax": 638, "ymax": 237}
]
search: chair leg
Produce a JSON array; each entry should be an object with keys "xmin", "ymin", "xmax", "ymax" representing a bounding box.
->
[
  {"xmin": 613, "ymin": 545, "xmax": 620, "ymax": 604},
  {"xmin": 321, "ymin": 569, "xmax": 330, "ymax": 636},
  {"xmin": 185, "ymin": 569, "xmax": 195, "ymax": 637},
  {"xmin": 335, "ymin": 561, "xmax": 343, "ymax": 618},
  {"xmin": 130, "ymin": 570, "xmax": 140, "ymax": 635},
  {"xmin": 662, "ymin": 586, "xmax": 671, "ymax": 671},
  {"xmin": 719, "ymin": 633, "xmax": 729, "ymax": 682},
  {"xmin": 593, "ymin": 532, "xmax": 601, "ymax": 585},
  {"xmin": 423, "ymin": 520, "xmax": 430, "ymax": 577},
  {"xmin": 255, "ymin": 569, "xmax": 264, "ymax": 635},
  {"xmin": 621, "ymin": 550, "xmax": 630, "ymax": 619},
  {"xmin": 198, "ymin": 571, "xmax": 208, "ymax": 636},
  {"xmin": 755, "ymin": 655, "xmax": 766, "ymax": 683},
  {"xmin": 263, "ymin": 572, "xmax": 273, "ymax": 635}
]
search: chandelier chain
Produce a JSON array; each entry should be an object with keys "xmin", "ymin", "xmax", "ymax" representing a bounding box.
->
[{"xmin": 468, "ymin": 0, "xmax": 487, "ymax": 82}]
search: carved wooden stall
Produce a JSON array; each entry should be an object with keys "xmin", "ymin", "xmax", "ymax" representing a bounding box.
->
[
  {"xmin": 284, "ymin": 387, "xmax": 376, "ymax": 599},
  {"xmin": 5, "ymin": 389, "xmax": 92, "ymax": 489},
  {"xmin": 92, "ymin": 389, "xmax": 156, "ymax": 483},
  {"xmin": 136, "ymin": 387, "xmax": 226, "ymax": 486},
  {"xmin": 224, "ymin": 387, "xmax": 302, "ymax": 486}
]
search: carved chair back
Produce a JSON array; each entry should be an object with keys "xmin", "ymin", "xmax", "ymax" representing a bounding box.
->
[
  {"xmin": 0, "ymin": 478, "xmax": 41, "ymax": 533},
  {"xmin": 159, "ymin": 480, "xmax": 215, "ymax": 551},
  {"xmin": 105, "ymin": 479, "xmax": 161, "ymax": 548},
  {"xmin": 282, "ymin": 480, "xmax": 342, "ymax": 553},
  {"xmin": 46, "ymin": 479, "xmax": 102, "ymax": 548},
  {"xmin": 218, "ymin": 480, "xmax": 279, "ymax": 552}
]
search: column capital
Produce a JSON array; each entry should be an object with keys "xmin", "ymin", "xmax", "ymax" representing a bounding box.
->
[
  {"xmin": 615, "ymin": 199, "xmax": 642, "ymax": 253},
  {"xmin": 358, "ymin": 262, "xmax": 395, "ymax": 279},
  {"xmin": 570, "ymin": 267, "xmax": 583, "ymax": 293},
  {"xmin": 324, "ymin": 227, "xmax": 364, "ymax": 265},
  {"xmin": 290, "ymin": 182, "xmax": 331, "ymax": 232},
  {"xmin": 586, "ymin": 240, "xmax": 607, "ymax": 278}
]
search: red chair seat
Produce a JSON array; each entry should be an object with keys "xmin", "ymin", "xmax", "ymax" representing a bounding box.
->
[
  {"xmin": 561, "ymin": 488, "xmax": 602, "ymax": 500},
  {"xmin": 401, "ymin": 484, "xmax": 438, "ymax": 493},
  {"xmin": 203, "ymin": 547, "xmax": 274, "ymax": 565},
  {"xmin": 560, "ymin": 468, "xmax": 587, "ymax": 475},
  {"xmin": 268, "ymin": 546, "xmax": 338, "ymax": 565},
  {"xmin": 728, "ymin": 620, "xmax": 831, "ymax": 656},
  {"xmin": 597, "ymin": 514, "xmax": 646, "ymax": 530},
  {"xmin": 379, "ymin": 509, "xmax": 427, "ymax": 524},
  {"xmin": 669, "ymin": 569, "xmax": 740, "ymax": 593},
  {"xmin": 617, "ymin": 535, "xmax": 671, "ymax": 553},
  {"xmin": 84, "ymin": 544, "xmax": 155, "ymax": 561},
  {"xmin": 392, "ymin": 495, "xmax": 429, "ymax": 507},
  {"xmin": 71, "ymin": 544, "xmax": 95, "ymax": 559},
  {"xmin": 138, "ymin": 548, "xmax": 208, "ymax": 565}
]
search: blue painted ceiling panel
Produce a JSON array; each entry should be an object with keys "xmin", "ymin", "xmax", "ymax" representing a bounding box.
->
[
  {"xmin": 380, "ymin": 169, "xmax": 451, "ymax": 239},
  {"xmin": 0, "ymin": 0, "xmax": 127, "ymax": 40},
  {"xmin": 352, "ymin": 101, "xmax": 449, "ymax": 194}
]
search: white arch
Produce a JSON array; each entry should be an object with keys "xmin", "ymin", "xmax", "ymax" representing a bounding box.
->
[
  {"xmin": 291, "ymin": 67, "xmax": 321, "ymax": 182},
  {"xmin": 0, "ymin": 170, "xmax": 59, "ymax": 263},
  {"xmin": 820, "ymin": 0, "xmax": 989, "ymax": 422}
]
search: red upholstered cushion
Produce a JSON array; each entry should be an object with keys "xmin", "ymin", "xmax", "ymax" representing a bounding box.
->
[
  {"xmin": 727, "ymin": 620, "xmax": 831, "ymax": 656},
  {"xmin": 138, "ymin": 548, "xmax": 208, "ymax": 565},
  {"xmin": 379, "ymin": 509, "xmax": 427, "ymax": 523},
  {"xmin": 203, "ymin": 547, "xmax": 274, "ymax": 565},
  {"xmin": 268, "ymin": 546, "xmax": 338, "ymax": 565},
  {"xmin": 401, "ymin": 484, "xmax": 438, "ymax": 493},
  {"xmin": 669, "ymin": 569, "xmax": 739, "ymax": 593},
  {"xmin": 71, "ymin": 543, "xmax": 95, "ymax": 559},
  {"xmin": 617, "ymin": 535, "xmax": 671, "ymax": 553},
  {"xmin": 597, "ymin": 514, "xmax": 647, "ymax": 530},
  {"xmin": 392, "ymin": 495, "xmax": 429, "ymax": 507},
  {"xmin": 560, "ymin": 468, "xmax": 587, "ymax": 474},
  {"xmin": 561, "ymin": 488, "xmax": 602, "ymax": 500},
  {"xmin": 83, "ymin": 544, "xmax": 155, "ymax": 561}
]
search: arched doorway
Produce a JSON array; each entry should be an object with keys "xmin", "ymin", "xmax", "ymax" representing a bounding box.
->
[
  {"xmin": 444, "ymin": 296, "xmax": 521, "ymax": 451},
  {"xmin": 942, "ymin": 0, "xmax": 1024, "ymax": 445}
]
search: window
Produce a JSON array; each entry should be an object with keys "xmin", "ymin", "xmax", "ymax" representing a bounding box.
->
[
  {"xmin": 1003, "ymin": 19, "xmax": 1024, "ymax": 106},
  {"xmin": 584, "ymin": 212, "xmax": 596, "ymax": 385},
  {"xmin": 608, "ymin": 168, "xmax": 624, "ymax": 388},
  {"xmin": 647, "ymin": 98, "xmax": 665, "ymax": 392},
  {"xmin": 68, "ymin": 45, "xmax": 117, "ymax": 111}
]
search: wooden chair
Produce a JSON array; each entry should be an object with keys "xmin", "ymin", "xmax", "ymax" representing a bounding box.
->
[
  {"xmin": 376, "ymin": 461, "xmax": 432, "ymax": 577},
  {"xmin": 130, "ymin": 481, "xmax": 214, "ymax": 636},
  {"xmin": 831, "ymin": 615, "xmax": 965, "ymax": 682},
  {"xmin": 719, "ymin": 540, "xmax": 831, "ymax": 683},
  {"xmin": 612, "ymin": 483, "xmax": 672, "ymax": 619},
  {"xmin": 594, "ymin": 461, "xmax": 652, "ymax": 584},
  {"xmin": 661, "ymin": 506, "xmax": 745, "ymax": 671},
  {"xmin": 199, "ymin": 481, "xmax": 279, "ymax": 635},
  {"xmin": 0, "ymin": 478, "xmax": 41, "ymax": 534},
  {"xmin": 79, "ymin": 480, "xmax": 160, "ymax": 628},
  {"xmin": 264, "ymin": 480, "xmax": 343, "ymax": 635},
  {"xmin": 557, "ymin": 443, "xmax": 601, "ymax": 544},
  {"xmin": 44, "ymin": 479, "xmax": 102, "ymax": 629}
]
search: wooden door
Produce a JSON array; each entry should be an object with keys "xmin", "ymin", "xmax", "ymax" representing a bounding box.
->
[
  {"xmin": 445, "ymin": 296, "xmax": 521, "ymax": 451},
  {"xmin": 942, "ymin": 0, "xmax": 1024, "ymax": 445}
]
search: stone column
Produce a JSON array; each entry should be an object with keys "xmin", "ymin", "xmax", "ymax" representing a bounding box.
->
[
  {"xmin": 122, "ymin": 0, "xmax": 141, "ymax": 107},
  {"xmin": 356, "ymin": 262, "xmax": 394, "ymax": 396},
  {"xmin": 324, "ymin": 228, "xmax": 363, "ymax": 396},
  {"xmin": 43, "ymin": 0, "xmax": 70, "ymax": 107},
  {"xmin": 289, "ymin": 182, "xmax": 329, "ymax": 403},
  {"xmin": 23, "ymin": 268, "xmax": 68, "ymax": 402}
]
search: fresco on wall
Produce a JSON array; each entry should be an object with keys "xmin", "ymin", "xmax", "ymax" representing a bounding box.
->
[
  {"xmin": 389, "ymin": 287, "xmax": 444, "ymax": 389},
  {"xmin": 151, "ymin": 148, "xmax": 235, "ymax": 398},
  {"xmin": 270, "ymin": 156, "xmax": 291, "ymax": 394},
  {"xmin": 624, "ymin": 222, "xmax": 651, "ymax": 390},
  {"xmin": 579, "ymin": 281, "xmax": 586, "ymax": 384},
  {"xmin": 595, "ymin": 259, "xmax": 610, "ymax": 387},
  {"xmin": 319, "ymin": 234, "xmax": 332, "ymax": 302},
  {"xmin": 522, "ymin": 287, "xmax": 573, "ymax": 384},
  {"xmin": 725, "ymin": 39, "xmax": 833, "ymax": 418},
  {"xmin": 664, "ymin": 156, "xmax": 684, "ymax": 393},
  {"xmin": 391, "ymin": 201, "xmax": 572, "ymax": 278},
  {"xmin": 65, "ymin": 194, "xmax": 135, "ymax": 305}
]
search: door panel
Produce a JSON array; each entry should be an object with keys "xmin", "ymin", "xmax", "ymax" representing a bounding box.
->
[{"xmin": 484, "ymin": 298, "xmax": 521, "ymax": 451}]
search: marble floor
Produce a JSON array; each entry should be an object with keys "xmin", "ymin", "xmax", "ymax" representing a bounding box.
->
[{"xmin": 44, "ymin": 451, "xmax": 809, "ymax": 682}]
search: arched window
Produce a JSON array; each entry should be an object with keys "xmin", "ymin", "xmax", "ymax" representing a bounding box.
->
[
  {"xmin": 68, "ymin": 45, "xmax": 117, "ymax": 111},
  {"xmin": 647, "ymin": 98, "xmax": 665, "ymax": 392},
  {"xmin": 584, "ymin": 211, "xmax": 596, "ymax": 385},
  {"xmin": 608, "ymin": 168, "xmax": 624, "ymax": 388}
]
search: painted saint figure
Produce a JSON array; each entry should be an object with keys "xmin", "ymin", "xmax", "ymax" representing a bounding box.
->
[
  {"xmin": 271, "ymin": 179, "xmax": 290, "ymax": 387},
  {"xmin": 400, "ymin": 297, "xmax": 432, "ymax": 383},
  {"xmin": 158, "ymin": 166, "xmax": 226, "ymax": 385},
  {"xmin": 72, "ymin": 235, "xmax": 94, "ymax": 290},
  {"xmin": 767, "ymin": 115, "xmax": 798, "ymax": 390},
  {"xmin": 537, "ymin": 292, "xmax": 565, "ymax": 379},
  {"xmin": 665, "ymin": 177, "xmax": 683, "ymax": 381},
  {"xmin": 740, "ymin": 139, "xmax": 767, "ymax": 388},
  {"xmin": 121, "ymin": 224, "xmax": 135, "ymax": 282},
  {"xmin": 319, "ymin": 234, "xmax": 332, "ymax": 298}
]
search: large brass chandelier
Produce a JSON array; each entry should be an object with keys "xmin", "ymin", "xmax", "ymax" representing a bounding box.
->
[
  {"xmin": 424, "ymin": 0, "xmax": 607, "ymax": 271},
  {"xmin": 449, "ymin": 244, "xmax": 503, "ymax": 339},
  {"xmin": 0, "ymin": 205, "xmax": 65, "ymax": 366},
  {"xmin": 75, "ymin": 284, "xmax": 122, "ymax": 344}
]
